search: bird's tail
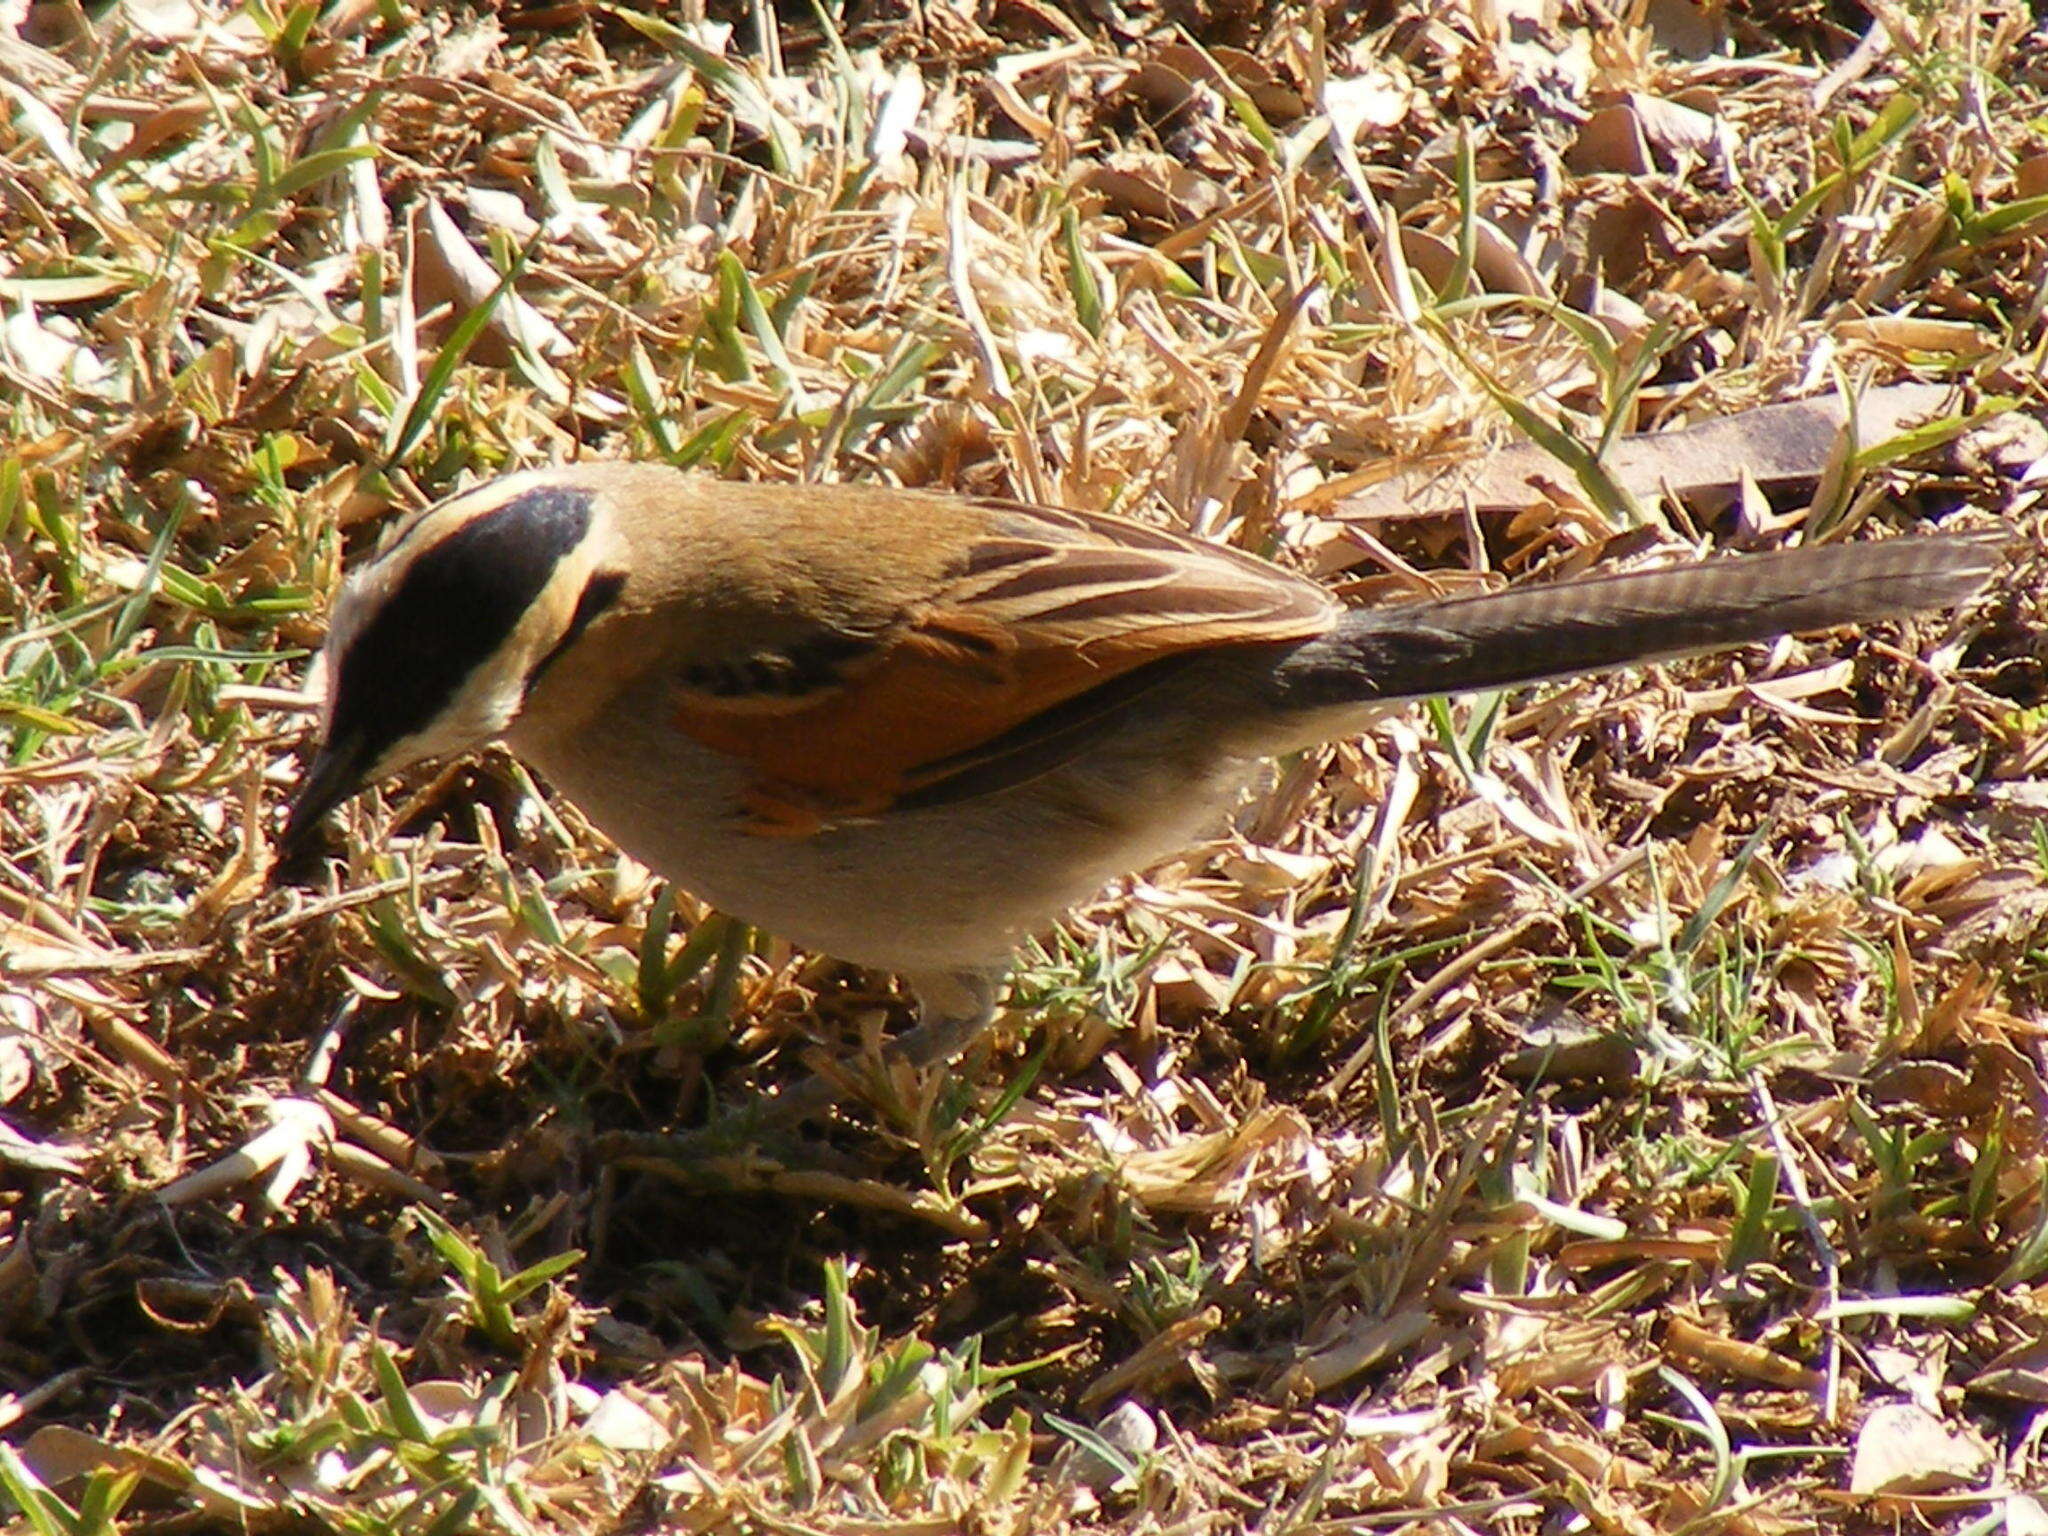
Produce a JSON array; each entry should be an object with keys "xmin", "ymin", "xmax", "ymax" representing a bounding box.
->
[{"xmin": 1268, "ymin": 529, "xmax": 2004, "ymax": 709}]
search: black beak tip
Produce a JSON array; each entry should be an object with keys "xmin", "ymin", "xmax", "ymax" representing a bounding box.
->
[
  {"xmin": 271, "ymin": 803, "xmax": 332, "ymax": 887},
  {"xmin": 271, "ymin": 740, "xmax": 363, "ymax": 887}
]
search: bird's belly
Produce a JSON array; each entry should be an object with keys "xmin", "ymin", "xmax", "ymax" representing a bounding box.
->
[{"xmin": 515, "ymin": 724, "xmax": 1256, "ymax": 974}]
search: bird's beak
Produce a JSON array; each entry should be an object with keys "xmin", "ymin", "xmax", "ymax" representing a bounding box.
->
[{"xmin": 275, "ymin": 734, "xmax": 368, "ymax": 879}]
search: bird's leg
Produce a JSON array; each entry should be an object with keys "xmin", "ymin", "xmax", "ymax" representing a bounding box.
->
[
  {"xmin": 761, "ymin": 967, "xmax": 1001, "ymax": 1125},
  {"xmin": 892, "ymin": 968, "xmax": 1002, "ymax": 1072},
  {"xmin": 615, "ymin": 968, "xmax": 1004, "ymax": 1160}
]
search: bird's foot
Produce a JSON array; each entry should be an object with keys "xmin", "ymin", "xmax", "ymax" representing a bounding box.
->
[{"xmin": 597, "ymin": 968, "xmax": 1003, "ymax": 1164}]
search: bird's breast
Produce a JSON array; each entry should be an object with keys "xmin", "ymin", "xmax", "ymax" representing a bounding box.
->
[{"xmin": 506, "ymin": 679, "xmax": 1265, "ymax": 974}]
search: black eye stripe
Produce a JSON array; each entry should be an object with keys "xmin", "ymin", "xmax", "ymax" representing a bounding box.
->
[{"xmin": 328, "ymin": 485, "xmax": 598, "ymax": 768}]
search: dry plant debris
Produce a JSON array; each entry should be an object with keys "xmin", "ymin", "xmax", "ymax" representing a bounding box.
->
[{"xmin": 3, "ymin": 0, "xmax": 2048, "ymax": 1530}]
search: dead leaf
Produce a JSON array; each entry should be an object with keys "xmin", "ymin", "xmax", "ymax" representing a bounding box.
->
[
  {"xmin": 1469, "ymin": 218, "xmax": 1550, "ymax": 298},
  {"xmin": 1284, "ymin": 1308, "xmax": 1432, "ymax": 1395},
  {"xmin": 0, "ymin": 1113, "xmax": 82, "ymax": 1175},
  {"xmin": 1847, "ymin": 1402, "xmax": 1989, "ymax": 1495},
  {"xmin": 1967, "ymin": 1337, "xmax": 2048, "ymax": 1403},
  {"xmin": 19, "ymin": 1424, "xmax": 188, "ymax": 1492},
  {"xmin": 2007, "ymin": 1494, "xmax": 2048, "ymax": 1536},
  {"xmin": 583, "ymin": 1389, "xmax": 674, "ymax": 1452},
  {"xmin": 1664, "ymin": 1315, "xmax": 1820, "ymax": 1390},
  {"xmin": 1569, "ymin": 103, "xmax": 1654, "ymax": 176},
  {"xmin": 1632, "ymin": 93, "xmax": 1722, "ymax": 158},
  {"xmin": 1836, "ymin": 316, "xmax": 1995, "ymax": 359},
  {"xmin": 2020, "ymin": 153, "xmax": 2048, "ymax": 202},
  {"xmin": 1326, "ymin": 382, "xmax": 1969, "ymax": 524},
  {"xmin": 411, "ymin": 196, "xmax": 573, "ymax": 368},
  {"xmin": 1640, "ymin": 0, "xmax": 1725, "ymax": 56}
]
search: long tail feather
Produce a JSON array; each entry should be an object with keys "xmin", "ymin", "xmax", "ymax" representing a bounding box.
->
[{"xmin": 1271, "ymin": 529, "xmax": 2003, "ymax": 708}]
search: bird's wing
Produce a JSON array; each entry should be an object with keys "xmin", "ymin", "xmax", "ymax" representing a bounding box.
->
[{"xmin": 669, "ymin": 499, "xmax": 1339, "ymax": 835}]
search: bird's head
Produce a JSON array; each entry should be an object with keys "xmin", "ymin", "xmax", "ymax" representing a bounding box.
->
[{"xmin": 279, "ymin": 472, "xmax": 625, "ymax": 869}]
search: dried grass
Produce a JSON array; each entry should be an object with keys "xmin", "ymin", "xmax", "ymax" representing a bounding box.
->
[{"xmin": 3, "ymin": 0, "xmax": 2048, "ymax": 1531}]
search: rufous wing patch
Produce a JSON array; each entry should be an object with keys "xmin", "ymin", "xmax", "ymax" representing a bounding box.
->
[
  {"xmin": 673, "ymin": 608, "xmax": 1087, "ymax": 835},
  {"xmin": 672, "ymin": 501, "xmax": 1342, "ymax": 835}
]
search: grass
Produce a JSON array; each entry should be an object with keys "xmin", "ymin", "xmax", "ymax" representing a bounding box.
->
[{"xmin": 3, "ymin": 0, "xmax": 2047, "ymax": 1531}]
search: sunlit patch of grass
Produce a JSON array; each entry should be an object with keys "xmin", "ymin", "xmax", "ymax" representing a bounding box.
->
[{"xmin": 2, "ymin": 0, "xmax": 2043, "ymax": 1530}]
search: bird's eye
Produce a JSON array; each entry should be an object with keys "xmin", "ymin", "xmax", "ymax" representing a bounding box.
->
[{"xmin": 330, "ymin": 485, "xmax": 601, "ymax": 767}]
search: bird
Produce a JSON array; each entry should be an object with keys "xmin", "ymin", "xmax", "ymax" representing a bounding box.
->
[{"xmin": 278, "ymin": 463, "xmax": 2000, "ymax": 1107}]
